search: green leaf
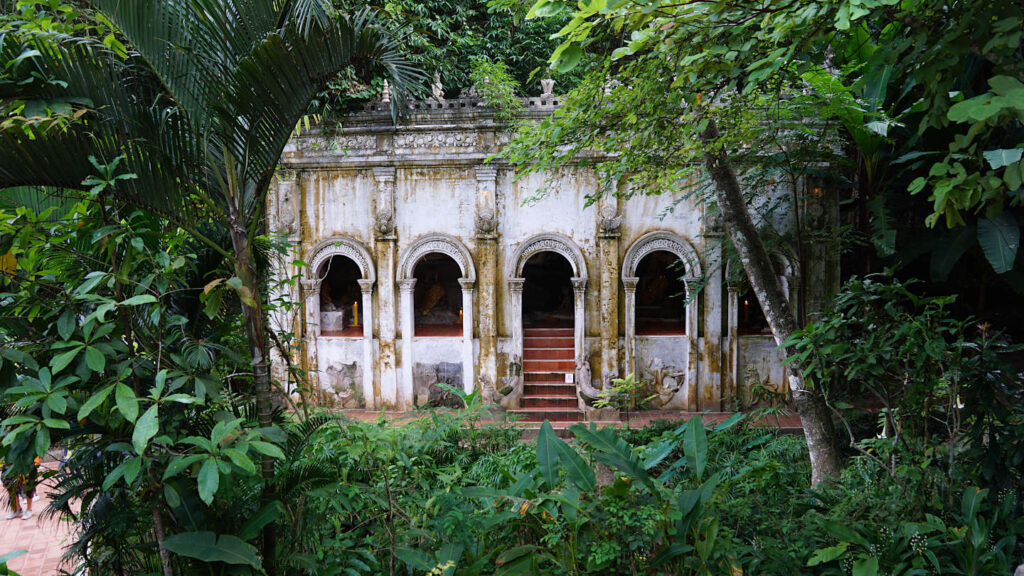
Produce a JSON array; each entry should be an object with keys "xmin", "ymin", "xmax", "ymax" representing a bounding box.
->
[
  {"xmin": 536, "ymin": 420, "xmax": 559, "ymax": 486},
  {"xmin": 852, "ymin": 556, "xmax": 879, "ymax": 576},
  {"xmin": 238, "ymin": 501, "xmax": 284, "ymax": 541},
  {"xmin": 222, "ymin": 447, "xmax": 256, "ymax": 475},
  {"xmin": 161, "ymin": 532, "xmax": 261, "ymax": 569},
  {"xmin": 249, "ymin": 440, "xmax": 285, "ymax": 460},
  {"xmin": 163, "ymin": 454, "xmax": 205, "ymax": 480},
  {"xmin": 78, "ymin": 384, "xmax": 115, "ymax": 421},
  {"xmin": 42, "ymin": 418, "xmax": 70, "ymax": 429},
  {"xmin": 977, "ymin": 213, "xmax": 1020, "ymax": 274},
  {"xmin": 554, "ymin": 45, "xmax": 583, "ymax": 73},
  {"xmin": 49, "ymin": 346, "xmax": 82, "ymax": 374},
  {"xmin": 118, "ymin": 294, "xmax": 157, "ymax": 306},
  {"xmin": 394, "ymin": 547, "xmax": 434, "ymax": 571},
  {"xmin": 84, "ymin": 346, "xmax": 105, "ymax": 373},
  {"xmin": 115, "ymin": 382, "xmax": 139, "ymax": 423},
  {"xmin": 568, "ymin": 424, "xmax": 655, "ymax": 492},
  {"xmin": 164, "ymin": 483, "xmax": 181, "ymax": 509},
  {"xmin": 56, "ymin": 308, "xmax": 76, "ymax": 340},
  {"xmin": 552, "ymin": 435, "xmax": 595, "ymax": 491},
  {"xmin": 132, "ymin": 404, "xmax": 159, "ymax": 454},
  {"xmin": 807, "ymin": 543, "xmax": 848, "ymax": 566},
  {"xmin": 683, "ymin": 417, "xmax": 708, "ymax": 481},
  {"xmin": 197, "ymin": 458, "xmax": 220, "ymax": 505},
  {"xmin": 983, "ymin": 148, "xmax": 1023, "ymax": 169}
]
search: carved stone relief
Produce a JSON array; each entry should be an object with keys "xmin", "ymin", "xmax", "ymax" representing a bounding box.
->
[
  {"xmin": 394, "ymin": 131, "xmax": 477, "ymax": 150},
  {"xmin": 324, "ymin": 361, "xmax": 362, "ymax": 408}
]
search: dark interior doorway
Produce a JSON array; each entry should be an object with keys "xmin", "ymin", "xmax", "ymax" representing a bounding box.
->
[
  {"xmin": 413, "ymin": 253, "xmax": 463, "ymax": 337},
  {"xmin": 635, "ymin": 250, "xmax": 687, "ymax": 335},
  {"xmin": 522, "ymin": 251, "xmax": 574, "ymax": 328},
  {"xmin": 319, "ymin": 255, "xmax": 363, "ymax": 337}
]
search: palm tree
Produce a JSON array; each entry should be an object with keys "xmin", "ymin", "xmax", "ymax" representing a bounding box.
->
[{"xmin": 0, "ymin": 0, "xmax": 421, "ymax": 569}]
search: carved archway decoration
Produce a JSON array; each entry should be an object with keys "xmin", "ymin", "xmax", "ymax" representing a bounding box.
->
[
  {"xmin": 397, "ymin": 233, "xmax": 476, "ymax": 282},
  {"xmin": 307, "ymin": 237, "xmax": 376, "ymax": 285},
  {"xmin": 510, "ymin": 233, "xmax": 588, "ymax": 280},
  {"xmin": 622, "ymin": 231, "xmax": 702, "ymax": 285}
]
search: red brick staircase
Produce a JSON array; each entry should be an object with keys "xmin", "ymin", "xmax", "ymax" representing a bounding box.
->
[{"xmin": 509, "ymin": 327, "xmax": 583, "ymax": 423}]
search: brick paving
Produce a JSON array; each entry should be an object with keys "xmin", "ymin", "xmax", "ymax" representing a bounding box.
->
[{"xmin": 0, "ymin": 464, "xmax": 72, "ymax": 576}]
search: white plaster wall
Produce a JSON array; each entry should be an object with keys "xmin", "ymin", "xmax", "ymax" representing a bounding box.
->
[
  {"xmin": 303, "ymin": 170, "xmax": 374, "ymax": 241},
  {"xmin": 317, "ymin": 337, "xmax": 364, "ymax": 368},
  {"xmin": 634, "ymin": 336, "xmax": 688, "ymax": 376},
  {"xmin": 738, "ymin": 335, "xmax": 788, "ymax": 403},
  {"xmin": 396, "ymin": 168, "xmax": 476, "ymax": 252},
  {"xmin": 411, "ymin": 337, "xmax": 464, "ymax": 365}
]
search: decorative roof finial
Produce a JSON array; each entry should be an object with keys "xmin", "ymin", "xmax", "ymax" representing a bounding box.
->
[
  {"xmin": 541, "ymin": 78, "xmax": 555, "ymax": 97},
  {"xmin": 381, "ymin": 79, "xmax": 391, "ymax": 104},
  {"xmin": 431, "ymin": 72, "xmax": 445, "ymax": 102}
]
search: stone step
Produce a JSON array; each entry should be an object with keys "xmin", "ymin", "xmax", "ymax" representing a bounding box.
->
[
  {"xmin": 522, "ymin": 347, "xmax": 574, "ymax": 360},
  {"xmin": 524, "ymin": 336, "xmax": 574, "ymax": 349},
  {"xmin": 523, "ymin": 382, "xmax": 577, "ymax": 396},
  {"xmin": 520, "ymin": 396, "xmax": 579, "ymax": 409},
  {"xmin": 523, "ymin": 328, "xmax": 574, "ymax": 338},
  {"xmin": 524, "ymin": 371, "xmax": 571, "ymax": 383},
  {"xmin": 523, "ymin": 359, "xmax": 574, "ymax": 372},
  {"xmin": 508, "ymin": 408, "xmax": 584, "ymax": 423}
]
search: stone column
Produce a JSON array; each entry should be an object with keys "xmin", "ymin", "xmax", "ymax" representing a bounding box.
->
[
  {"xmin": 597, "ymin": 193, "xmax": 622, "ymax": 383},
  {"xmin": 508, "ymin": 278, "xmax": 525, "ymax": 364},
  {"xmin": 373, "ymin": 167, "xmax": 398, "ymax": 408},
  {"xmin": 702, "ymin": 245, "xmax": 724, "ymax": 410},
  {"xmin": 622, "ymin": 277, "xmax": 639, "ymax": 377},
  {"xmin": 398, "ymin": 279, "xmax": 416, "ymax": 409},
  {"xmin": 571, "ymin": 277, "xmax": 587, "ymax": 365},
  {"xmin": 357, "ymin": 279, "xmax": 377, "ymax": 409},
  {"xmin": 685, "ymin": 277, "xmax": 700, "ymax": 412},
  {"xmin": 474, "ymin": 166, "xmax": 499, "ymax": 395},
  {"xmin": 459, "ymin": 278, "xmax": 475, "ymax": 394},
  {"xmin": 726, "ymin": 285, "xmax": 739, "ymax": 406},
  {"xmin": 301, "ymin": 279, "xmax": 320, "ymax": 390}
]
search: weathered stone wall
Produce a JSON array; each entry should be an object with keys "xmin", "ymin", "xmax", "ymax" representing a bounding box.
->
[{"xmin": 271, "ymin": 93, "xmax": 835, "ymax": 411}]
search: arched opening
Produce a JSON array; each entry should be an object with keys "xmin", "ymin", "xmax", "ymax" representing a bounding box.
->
[
  {"xmin": 318, "ymin": 255, "xmax": 363, "ymax": 337},
  {"xmin": 736, "ymin": 258, "xmax": 790, "ymax": 335},
  {"xmin": 635, "ymin": 250, "xmax": 687, "ymax": 335},
  {"xmin": 522, "ymin": 251, "xmax": 574, "ymax": 328},
  {"xmin": 413, "ymin": 253, "xmax": 463, "ymax": 336}
]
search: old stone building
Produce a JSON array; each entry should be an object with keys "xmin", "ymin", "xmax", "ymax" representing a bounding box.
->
[{"xmin": 268, "ymin": 87, "xmax": 838, "ymax": 420}]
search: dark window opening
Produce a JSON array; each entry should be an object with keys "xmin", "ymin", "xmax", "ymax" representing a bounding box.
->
[
  {"xmin": 635, "ymin": 251, "xmax": 687, "ymax": 335},
  {"xmin": 414, "ymin": 253, "xmax": 463, "ymax": 337},
  {"xmin": 319, "ymin": 256, "xmax": 363, "ymax": 337},
  {"xmin": 737, "ymin": 259, "xmax": 788, "ymax": 335},
  {"xmin": 522, "ymin": 252, "xmax": 574, "ymax": 328}
]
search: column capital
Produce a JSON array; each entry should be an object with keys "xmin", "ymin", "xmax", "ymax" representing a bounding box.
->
[
  {"xmin": 397, "ymin": 278, "xmax": 417, "ymax": 293},
  {"xmin": 475, "ymin": 165, "xmax": 498, "ymax": 183},
  {"xmin": 357, "ymin": 279, "xmax": 376, "ymax": 293},
  {"xmin": 372, "ymin": 166, "xmax": 396, "ymax": 183},
  {"xmin": 300, "ymin": 279, "xmax": 318, "ymax": 293},
  {"xmin": 508, "ymin": 277, "xmax": 525, "ymax": 294},
  {"xmin": 622, "ymin": 276, "xmax": 639, "ymax": 292},
  {"xmin": 458, "ymin": 278, "xmax": 475, "ymax": 291},
  {"xmin": 571, "ymin": 276, "xmax": 587, "ymax": 295}
]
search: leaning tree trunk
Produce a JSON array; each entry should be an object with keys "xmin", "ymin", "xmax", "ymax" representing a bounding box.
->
[
  {"xmin": 701, "ymin": 118, "xmax": 842, "ymax": 486},
  {"xmin": 226, "ymin": 189, "xmax": 279, "ymax": 574}
]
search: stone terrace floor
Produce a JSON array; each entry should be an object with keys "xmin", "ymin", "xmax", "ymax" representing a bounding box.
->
[{"xmin": 0, "ymin": 462, "xmax": 72, "ymax": 576}]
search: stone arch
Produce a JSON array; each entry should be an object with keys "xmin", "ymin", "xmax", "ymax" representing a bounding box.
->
[
  {"xmin": 397, "ymin": 233, "xmax": 476, "ymax": 282},
  {"xmin": 510, "ymin": 233, "xmax": 587, "ymax": 281},
  {"xmin": 622, "ymin": 231, "xmax": 702, "ymax": 285},
  {"xmin": 307, "ymin": 236, "xmax": 376, "ymax": 285}
]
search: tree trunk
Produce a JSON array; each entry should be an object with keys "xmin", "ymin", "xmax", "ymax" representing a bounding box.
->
[
  {"xmin": 226, "ymin": 190, "xmax": 278, "ymax": 574},
  {"xmin": 701, "ymin": 118, "xmax": 842, "ymax": 486}
]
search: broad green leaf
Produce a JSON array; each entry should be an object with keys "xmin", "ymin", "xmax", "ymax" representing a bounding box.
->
[
  {"xmin": 536, "ymin": 420, "xmax": 559, "ymax": 486},
  {"xmin": 42, "ymin": 418, "xmax": 70, "ymax": 429},
  {"xmin": 238, "ymin": 501, "xmax": 284, "ymax": 541},
  {"xmin": 164, "ymin": 483, "xmax": 181, "ymax": 508},
  {"xmin": 683, "ymin": 417, "xmax": 708, "ymax": 481},
  {"xmin": 983, "ymin": 148, "xmax": 1023, "ymax": 169},
  {"xmin": 49, "ymin": 346, "xmax": 82, "ymax": 374},
  {"xmin": 118, "ymin": 294, "xmax": 157, "ymax": 306},
  {"xmin": 163, "ymin": 454, "xmax": 205, "ymax": 480},
  {"xmin": 394, "ymin": 547, "xmax": 433, "ymax": 570},
  {"xmin": 568, "ymin": 423, "xmax": 655, "ymax": 492},
  {"xmin": 197, "ymin": 458, "xmax": 220, "ymax": 505},
  {"xmin": 852, "ymin": 557, "xmax": 879, "ymax": 576},
  {"xmin": 78, "ymin": 384, "xmax": 115, "ymax": 421},
  {"xmin": 554, "ymin": 45, "xmax": 583, "ymax": 73},
  {"xmin": 249, "ymin": 440, "xmax": 285, "ymax": 459},
  {"xmin": 807, "ymin": 543, "xmax": 848, "ymax": 566},
  {"xmin": 132, "ymin": 404, "xmax": 159, "ymax": 454},
  {"xmin": 161, "ymin": 532, "xmax": 261, "ymax": 568},
  {"xmin": 56, "ymin": 309, "xmax": 76, "ymax": 340},
  {"xmin": 552, "ymin": 435, "xmax": 595, "ymax": 491},
  {"xmin": 84, "ymin": 346, "xmax": 105, "ymax": 373},
  {"xmin": 222, "ymin": 447, "xmax": 256, "ymax": 475},
  {"xmin": 115, "ymin": 382, "xmax": 139, "ymax": 423},
  {"xmin": 977, "ymin": 213, "xmax": 1020, "ymax": 274}
]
